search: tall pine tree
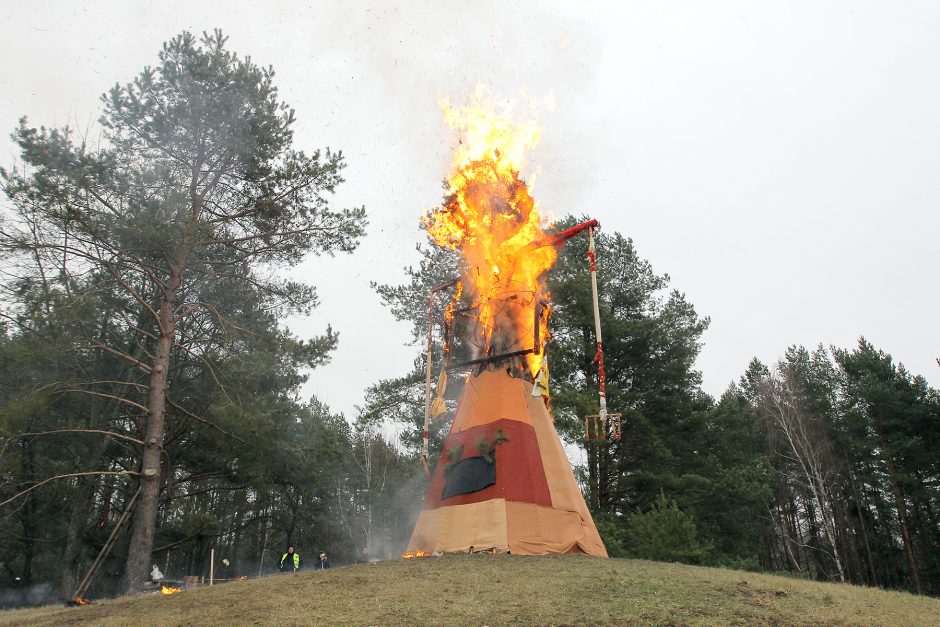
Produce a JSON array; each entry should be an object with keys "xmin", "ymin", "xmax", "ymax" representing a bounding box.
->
[{"xmin": 0, "ymin": 30, "xmax": 365, "ymax": 592}]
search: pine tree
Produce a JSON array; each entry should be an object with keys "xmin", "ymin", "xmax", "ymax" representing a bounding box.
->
[{"xmin": 0, "ymin": 30, "xmax": 365, "ymax": 592}]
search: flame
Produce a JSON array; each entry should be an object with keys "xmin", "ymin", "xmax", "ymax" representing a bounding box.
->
[
  {"xmin": 423, "ymin": 89, "xmax": 555, "ymax": 376},
  {"xmin": 161, "ymin": 584, "xmax": 183, "ymax": 595},
  {"xmin": 72, "ymin": 597, "xmax": 91, "ymax": 606},
  {"xmin": 402, "ymin": 550, "xmax": 428, "ymax": 559}
]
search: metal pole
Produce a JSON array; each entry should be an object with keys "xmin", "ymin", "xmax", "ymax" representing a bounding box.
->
[
  {"xmin": 209, "ymin": 548, "xmax": 214, "ymax": 586},
  {"xmin": 587, "ymin": 228, "xmax": 608, "ymax": 426}
]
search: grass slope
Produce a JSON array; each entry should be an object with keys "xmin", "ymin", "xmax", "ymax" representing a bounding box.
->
[{"xmin": 4, "ymin": 555, "xmax": 939, "ymax": 626}]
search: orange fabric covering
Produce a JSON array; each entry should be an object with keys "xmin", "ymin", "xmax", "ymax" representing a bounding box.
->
[
  {"xmin": 507, "ymin": 501, "xmax": 604, "ymax": 555},
  {"xmin": 450, "ymin": 369, "xmax": 533, "ymax": 430},
  {"xmin": 407, "ymin": 500, "xmax": 606, "ymax": 556},
  {"xmin": 407, "ymin": 369, "xmax": 608, "ymax": 558},
  {"xmin": 409, "ymin": 499, "xmax": 509, "ymax": 554}
]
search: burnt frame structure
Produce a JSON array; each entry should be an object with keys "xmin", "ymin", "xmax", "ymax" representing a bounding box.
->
[{"xmin": 430, "ymin": 276, "xmax": 551, "ymax": 372}]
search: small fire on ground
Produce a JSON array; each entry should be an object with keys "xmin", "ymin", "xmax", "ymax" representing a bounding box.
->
[
  {"xmin": 402, "ymin": 550, "xmax": 427, "ymax": 559},
  {"xmin": 160, "ymin": 584, "xmax": 183, "ymax": 595},
  {"xmin": 67, "ymin": 597, "xmax": 91, "ymax": 606}
]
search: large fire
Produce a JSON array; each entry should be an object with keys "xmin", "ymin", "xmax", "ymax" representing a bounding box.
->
[{"xmin": 422, "ymin": 90, "xmax": 556, "ymax": 376}]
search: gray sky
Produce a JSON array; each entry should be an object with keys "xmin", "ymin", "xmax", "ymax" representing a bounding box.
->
[{"xmin": 2, "ymin": 1, "xmax": 938, "ymax": 419}]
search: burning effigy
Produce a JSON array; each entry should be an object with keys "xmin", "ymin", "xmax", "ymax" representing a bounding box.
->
[
  {"xmin": 406, "ymin": 90, "xmax": 607, "ymax": 557},
  {"xmin": 421, "ymin": 92, "xmax": 555, "ymax": 379}
]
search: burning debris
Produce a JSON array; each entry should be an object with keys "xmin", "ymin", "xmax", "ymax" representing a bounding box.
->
[
  {"xmin": 65, "ymin": 597, "xmax": 92, "ymax": 607},
  {"xmin": 160, "ymin": 584, "xmax": 183, "ymax": 595},
  {"xmin": 401, "ymin": 550, "xmax": 427, "ymax": 559}
]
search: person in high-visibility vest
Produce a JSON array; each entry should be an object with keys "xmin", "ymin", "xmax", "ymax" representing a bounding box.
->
[{"xmin": 279, "ymin": 546, "xmax": 301, "ymax": 573}]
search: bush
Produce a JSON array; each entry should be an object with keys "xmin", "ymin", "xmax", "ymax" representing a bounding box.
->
[
  {"xmin": 625, "ymin": 492, "xmax": 711, "ymax": 564},
  {"xmin": 592, "ymin": 511, "xmax": 630, "ymax": 557}
]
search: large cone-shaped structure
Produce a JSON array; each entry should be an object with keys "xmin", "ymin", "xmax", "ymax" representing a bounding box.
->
[{"xmin": 407, "ymin": 369, "xmax": 607, "ymax": 557}]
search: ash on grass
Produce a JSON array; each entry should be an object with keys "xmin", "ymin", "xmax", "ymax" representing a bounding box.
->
[{"xmin": 3, "ymin": 555, "xmax": 939, "ymax": 627}]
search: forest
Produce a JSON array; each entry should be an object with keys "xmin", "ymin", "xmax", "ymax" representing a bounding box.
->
[{"xmin": 1, "ymin": 32, "xmax": 937, "ymax": 605}]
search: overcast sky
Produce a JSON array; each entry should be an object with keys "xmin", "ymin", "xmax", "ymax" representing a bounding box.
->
[{"xmin": 2, "ymin": 1, "xmax": 938, "ymax": 419}]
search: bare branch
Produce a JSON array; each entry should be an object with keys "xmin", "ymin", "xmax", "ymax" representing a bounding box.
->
[
  {"xmin": 172, "ymin": 340, "xmax": 234, "ymax": 406},
  {"xmin": 65, "ymin": 388, "xmax": 150, "ymax": 414},
  {"xmin": 166, "ymin": 397, "xmax": 245, "ymax": 444},
  {"xmin": 8, "ymin": 429, "xmax": 144, "ymax": 446},
  {"xmin": 0, "ymin": 471, "xmax": 139, "ymax": 509},
  {"xmin": 90, "ymin": 341, "xmax": 153, "ymax": 374}
]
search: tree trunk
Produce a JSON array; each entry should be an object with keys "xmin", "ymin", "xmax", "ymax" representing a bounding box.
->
[
  {"xmin": 840, "ymin": 496, "xmax": 865, "ymax": 585},
  {"xmin": 58, "ymin": 478, "xmax": 94, "ymax": 597},
  {"xmin": 58, "ymin": 430, "xmax": 115, "ymax": 597},
  {"xmin": 20, "ymin": 444, "xmax": 38, "ymax": 587},
  {"xmin": 119, "ymin": 272, "xmax": 180, "ymax": 594},
  {"xmin": 802, "ymin": 494, "xmax": 821, "ymax": 580},
  {"xmin": 849, "ymin": 471, "xmax": 879, "ymax": 587},
  {"xmin": 876, "ymin": 424, "xmax": 923, "ymax": 594},
  {"xmin": 784, "ymin": 492, "xmax": 808, "ymax": 575},
  {"xmin": 920, "ymin": 498, "xmax": 940, "ymax": 594},
  {"xmin": 756, "ymin": 516, "xmax": 772, "ymax": 571},
  {"xmin": 777, "ymin": 504, "xmax": 802, "ymax": 573},
  {"xmin": 870, "ymin": 487, "xmax": 899, "ymax": 589}
]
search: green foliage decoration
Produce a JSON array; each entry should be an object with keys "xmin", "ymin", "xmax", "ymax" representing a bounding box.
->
[{"xmin": 474, "ymin": 428, "xmax": 508, "ymax": 463}]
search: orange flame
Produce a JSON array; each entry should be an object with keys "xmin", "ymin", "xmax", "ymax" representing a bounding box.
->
[
  {"xmin": 161, "ymin": 584, "xmax": 183, "ymax": 595},
  {"xmin": 72, "ymin": 597, "xmax": 91, "ymax": 606},
  {"xmin": 402, "ymin": 550, "xmax": 428, "ymax": 559},
  {"xmin": 423, "ymin": 89, "xmax": 555, "ymax": 376}
]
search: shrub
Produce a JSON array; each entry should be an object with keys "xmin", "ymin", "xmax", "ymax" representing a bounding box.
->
[
  {"xmin": 625, "ymin": 492, "xmax": 711, "ymax": 564},
  {"xmin": 592, "ymin": 511, "xmax": 630, "ymax": 557}
]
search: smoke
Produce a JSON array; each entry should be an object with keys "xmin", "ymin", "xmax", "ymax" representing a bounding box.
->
[
  {"xmin": 0, "ymin": 582, "xmax": 56, "ymax": 609},
  {"xmin": 365, "ymin": 464, "xmax": 429, "ymax": 561}
]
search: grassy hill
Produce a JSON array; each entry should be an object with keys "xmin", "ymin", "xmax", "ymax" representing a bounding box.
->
[{"xmin": 4, "ymin": 554, "xmax": 939, "ymax": 626}]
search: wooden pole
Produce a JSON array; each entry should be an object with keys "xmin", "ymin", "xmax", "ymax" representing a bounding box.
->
[
  {"xmin": 587, "ymin": 227, "xmax": 608, "ymax": 426},
  {"xmin": 422, "ymin": 292, "xmax": 434, "ymax": 477},
  {"xmin": 74, "ymin": 486, "xmax": 141, "ymax": 599}
]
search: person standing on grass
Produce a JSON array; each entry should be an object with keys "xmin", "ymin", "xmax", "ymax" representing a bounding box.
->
[
  {"xmin": 279, "ymin": 546, "xmax": 301, "ymax": 573},
  {"xmin": 314, "ymin": 552, "xmax": 331, "ymax": 570}
]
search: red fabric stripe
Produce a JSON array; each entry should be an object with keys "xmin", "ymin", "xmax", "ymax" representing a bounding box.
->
[{"xmin": 423, "ymin": 418, "xmax": 552, "ymax": 509}]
